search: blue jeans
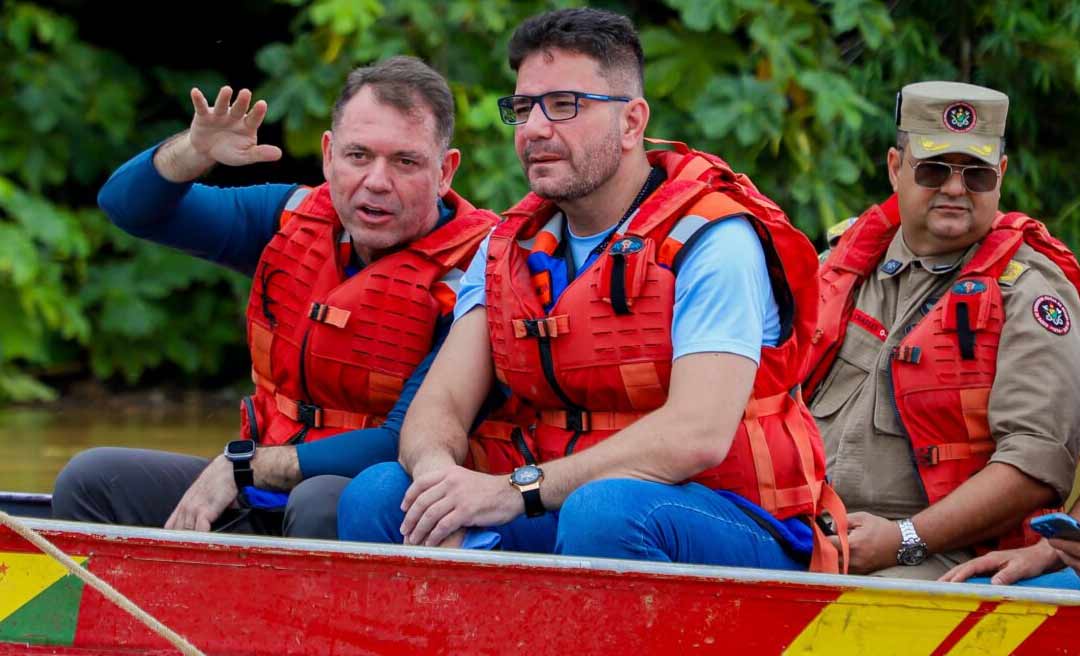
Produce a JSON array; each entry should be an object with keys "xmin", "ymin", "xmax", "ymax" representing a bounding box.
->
[
  {"xmin": 968, "ymin": 568, "xmax": 1080, "ymax": 590},
  {"xmin": 338, "ymin": 462, "xmax": 806, "ymax": 570}
]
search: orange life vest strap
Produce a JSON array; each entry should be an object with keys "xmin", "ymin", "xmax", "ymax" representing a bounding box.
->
[
  {"xmin": 741, "ymin": 393, "xmax": 784, "ymax": 514},
  {"xmin": 307, "ymin": 302, "xmax": 351, "ymax": 328},
  {"xmin": 252, "ymin": 369, "xmax": 276, "ymax": 395},
  {"xmin": 255, "ymin": 373, "xmax": 382, "ymax": 430},
  {"xmin": 273, "ymin": 393, "xmax": 382, "ymax": 430},
  {"xmin": 960, "ymin": 387, "xmax": 992, "ymax": 442},
  {"xmin": 538, "ymin": 409, "xmax": 645, "ymax": 432},
  {"xmin": 250, "ymin": 324, "xmax": 274, "ymax": 383},
  {"xmin": 744, "ymin": 388, "xmax": 849, "ymax": 574},
  {"xmin": 810, "ymin": 483, "xmax": 849, "ymax": 574},
  {"xmin": 512, "ymin": 315, "xmax": 571, "ymax": 339},
  {"xmin": 916, "ymin": 441, "xmax": 995, "ymax": 466}
]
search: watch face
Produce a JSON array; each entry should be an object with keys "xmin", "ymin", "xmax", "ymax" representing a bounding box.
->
[
  {"xmin": 898, "ymin": 544, "xmax": 929, "ymax": 566},
  {"xmin": 225, "ymin": 440, "xmax": 256, "ymax": 460},
  {"xmin": 512, "ymin": 465, "xmax": 542, "ymax": 486}
]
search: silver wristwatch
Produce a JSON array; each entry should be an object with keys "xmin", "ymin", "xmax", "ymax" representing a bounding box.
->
[{"xmin": 896, "ymin": 518, "xmax": 929, "ymax": 566}]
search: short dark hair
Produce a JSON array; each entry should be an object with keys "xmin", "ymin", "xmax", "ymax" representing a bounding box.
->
[
  {"xmin": 331, "ymin": 56, "xmax": 454, "ymax": 149},
  {"xmin": 508, "ymin": 8, "xmax": 644, "ymax": 96}
]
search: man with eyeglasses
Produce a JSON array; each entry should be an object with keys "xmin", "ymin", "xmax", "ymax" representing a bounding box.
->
[
  {"xmin": 803, "ymin": 81, "xmax": 1080, "ymax": 580},
  {"xmin": 339, "ymin": 8, "xmax": 848, "ymax": 574}
]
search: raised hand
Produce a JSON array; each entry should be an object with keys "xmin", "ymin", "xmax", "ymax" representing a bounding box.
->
[
  {"xmin": 188, "ymin": 86, "xmax": 282, "ymax": 167},
  {"xmin": 153, "ymin": 86, "xmax": 283, "ymax": 182}
]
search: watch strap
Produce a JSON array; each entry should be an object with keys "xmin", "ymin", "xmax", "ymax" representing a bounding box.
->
[
  {"xmin": 231, "ymin": 460, "xmax": 254, "ymax": 490},
  {"xmin": 522, "ymin": 487, "xmax": 545, "ymax": 518},
  {"xmin": 898, "ymin": 518, "xmax": 921, "ymax": 545}
]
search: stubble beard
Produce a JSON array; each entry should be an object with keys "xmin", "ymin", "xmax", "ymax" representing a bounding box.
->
[{"xmin": 529, "ymin": 126, "xmax": 623, "ymax": 203}]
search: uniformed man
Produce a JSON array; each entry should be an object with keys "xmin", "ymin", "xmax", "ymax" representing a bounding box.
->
[{"xmin": 804, "ymin": 81, "xmax": 1080, "ymax": 579}]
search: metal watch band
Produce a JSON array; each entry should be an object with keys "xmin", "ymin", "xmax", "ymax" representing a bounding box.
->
[{"xmin": 898, "ymin": 518, "xmax": 921, "ymax": 545}]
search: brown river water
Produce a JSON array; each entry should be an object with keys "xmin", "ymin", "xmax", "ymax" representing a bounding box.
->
[
  {"xmin": 5, "ymin": 400, "xmax": 1080, "ymax": 508},
  {"xmin": 1, "ymin": 402, "xmax": 234, "ymax": 493}
]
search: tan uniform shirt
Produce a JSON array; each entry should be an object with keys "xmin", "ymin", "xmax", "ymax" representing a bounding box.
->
[{"xmin": 811, "ymin": 231, "xmax": 1080, "ymax": 572}]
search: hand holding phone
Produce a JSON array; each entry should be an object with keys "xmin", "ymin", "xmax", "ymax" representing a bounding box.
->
[{"xmin": 1030, "ymin": 512, "xmax": 1080, "ymax": 542}]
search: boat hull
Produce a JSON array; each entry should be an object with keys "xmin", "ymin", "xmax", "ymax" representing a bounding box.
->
[{"xmin": 1, "ymin": 519, "xmax": 1079, "ymax": 654}]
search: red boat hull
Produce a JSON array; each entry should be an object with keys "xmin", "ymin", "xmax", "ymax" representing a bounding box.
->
[{"xmin": 1, "ymin": 519, "xmax": 1079, "ymax": 654}]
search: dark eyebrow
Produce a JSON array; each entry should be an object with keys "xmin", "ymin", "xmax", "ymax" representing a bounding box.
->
[{"xmin": 341, "ymin": 143, "xmax": 427, "ymax": 162}]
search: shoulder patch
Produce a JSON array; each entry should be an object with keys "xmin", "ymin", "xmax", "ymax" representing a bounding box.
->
[
  {"xmin": 826, "ymin": 216, "xmax": 859, "ymax": 247},
  {"xmin": 998, "ymin": 260, "xmax": 1030, "ymax": 287},
  {"xmin": 1033, "ymin": 295, "xmax": 1071, "ymax": 335}
]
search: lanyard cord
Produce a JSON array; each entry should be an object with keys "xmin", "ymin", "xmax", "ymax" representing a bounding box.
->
[{"xmin": 560, "ymin": 166, "xmax": 667, "ymax": 279}]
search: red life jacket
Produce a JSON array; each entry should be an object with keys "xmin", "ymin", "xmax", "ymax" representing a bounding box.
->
[
  {"xmin": 464, "ymin": 395, "xmax": 541, "ymax": 476},
  {"xmin": 806, "ymin": 196, "xmax": 1080, "ymax": 548},
  {"xmin": 483, "ymin": 139, "xmax": 848, "ymax": 573},
  {"xmin": 241, "ymin": 183, "xmax": 498, "ymax": 446}
]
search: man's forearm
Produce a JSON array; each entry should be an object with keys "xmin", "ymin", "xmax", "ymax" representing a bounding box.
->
[
  {"xmin": 913, "ymin": 462, "xmax": 1057, "ymax": 553},
  {"xmin": 153, "ymin": 131, "xmax": 216, "ymax": 183},
  {"xmin": 398, "ymin": 403, "xmax": 468, "ymax": 478},
  {"xmin": 539, "ymin": 352, "xmax": 754, "ymax": 510},
  {"xmin": 252, "ymin": 446, "xmax": 303, "ymax": 491},
  {"xmin": 398, "ymin": 308, "xmax": 496, "ymax": 477}
]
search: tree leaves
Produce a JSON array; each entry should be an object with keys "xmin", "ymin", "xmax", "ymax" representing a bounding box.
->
[{"xmin": 3, "ymin": 0, "xmax": 1080, "ymax": 400}]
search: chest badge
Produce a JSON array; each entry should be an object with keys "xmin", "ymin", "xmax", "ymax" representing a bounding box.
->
[
  {"xmin": 610, "ymin": 236, "xmax": 644, "ymax": 255},
  {"xmin": 880, "ymin": 259, "xmax": 903, "ymax": 275},
  {"xmin": 1033, "ymin": 295, "xmax": 1071, "ymax": 335},
  {"xmin": 952, "ymin": 280, "xmax": 987, "ymax": 295}
]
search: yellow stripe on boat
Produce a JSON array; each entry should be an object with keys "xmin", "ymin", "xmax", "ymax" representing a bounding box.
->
[
  {"xmin": 944, "ymin": 601, "xmax": 1056, "ymax": 655},
  {"xmin": 0, "ymin": 552, "xmax": 87, "ymax": 622},
  {"xmin": 783, "ymin": 589, "xmax": 981, "ymax": 655}
]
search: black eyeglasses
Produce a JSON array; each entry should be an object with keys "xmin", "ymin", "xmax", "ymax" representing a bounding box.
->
[
  {"xmin": 907, "ymin": 156, "xmax": 1000, "ymax": 193},
  {"xmin": 497, "ymin": 90, "xmax": 632, "ymax": 125}
]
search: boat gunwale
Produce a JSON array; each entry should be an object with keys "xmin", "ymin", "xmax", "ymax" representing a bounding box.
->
[{"xmin": 7, "ymin": 517, "xmax": 1080, "ymax": 606}]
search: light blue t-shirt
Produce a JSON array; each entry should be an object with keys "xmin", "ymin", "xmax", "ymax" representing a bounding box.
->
[{"xmin": 454, "ymin": 215, "xmax": 780, "ymax": 363}]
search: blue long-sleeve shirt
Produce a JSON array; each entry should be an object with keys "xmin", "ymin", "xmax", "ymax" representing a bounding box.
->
[{"xmin": 98, "ymin": 145, "xmax": 446, "ymax": 478}]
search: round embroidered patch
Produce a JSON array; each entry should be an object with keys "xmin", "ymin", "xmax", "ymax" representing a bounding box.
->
[
  {"xmin": 610, "ymin": 236, "xmax": 644, "ymax": 255},
  {"xmin": 1033, "ymin": 295, "xmax": 1071, "ymax": 335},
  {"xmin": 952, "ymin": 280, "xmax": 987, "ymax": 295},
  {"xmin": 943, "ymin": 102, "xmax": 977, "ymax": 133}
]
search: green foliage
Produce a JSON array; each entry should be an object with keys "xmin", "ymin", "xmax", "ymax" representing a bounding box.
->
[
  {"xmin": 0, "ymin": 3, "xmax": 247, "ymax": 401},
  {"xmin": 2, "ymin": 0, "xmax": 1079, "ymax": 401}
]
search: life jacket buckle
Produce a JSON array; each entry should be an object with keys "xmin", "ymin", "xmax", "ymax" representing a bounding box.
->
[
  {"xmin": 917, "ymin": 445, "xmax": 940, "ymax": 466},
  {"xmin": 522, "ymin": 319, "xmax": 543, "ymax": 338},
  {"xmin": 297, "ymin": 402, "xmax": 324, "ymax": 428},
  {"xmin": 564, "ymin": 409, "xmax": 591, "ymax": 432}
]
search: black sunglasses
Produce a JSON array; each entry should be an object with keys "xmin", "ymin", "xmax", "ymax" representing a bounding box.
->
[
  {"xmin": 497, "ymin": 90, "xmax": 632, "ymax": 125},
  {"xmin": 907, "ymin": 156, "xmax": 1000, "ymax": 193}
]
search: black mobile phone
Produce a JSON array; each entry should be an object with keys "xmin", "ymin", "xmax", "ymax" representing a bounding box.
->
[{"xmin": 1030, "ymin": 513, "xmax": 1080, "ymax": 542}]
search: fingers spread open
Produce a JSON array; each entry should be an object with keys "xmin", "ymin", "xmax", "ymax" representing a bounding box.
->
[
  {"xmin": 212, "ymin": 86, "xmax": 233, "ymax": 115},
  {"xmin": 229, "ymin": 88, "xmax": 252, "ymax": 119},
  {"xmin": 191, "ymin": 88, "xmax": 210, "ymax": 115},
  {"xmin": 244, "ymin": 99, "xmax": 270, "ymax": 130}
]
